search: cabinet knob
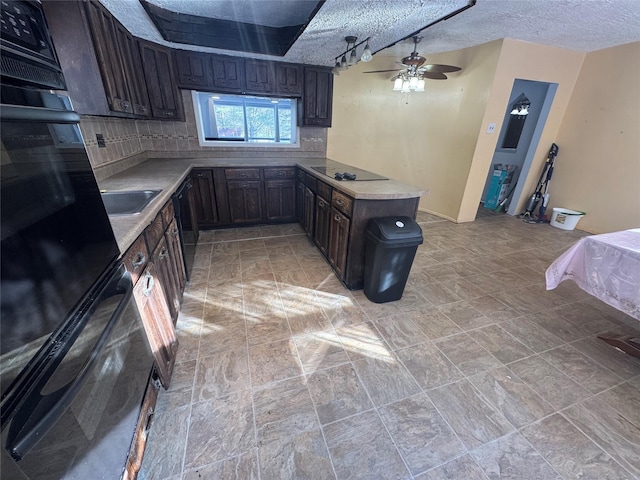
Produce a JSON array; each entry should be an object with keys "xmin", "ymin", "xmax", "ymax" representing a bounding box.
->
[
  {"xmin": 336, "ymin": 199, "xmax": 344, "ymax": 206},
  {"xmin": 159, "ymin": 247, "xmax": 168, "ymax": 259},
  {"xmin": 277, "ymin": 171, "xmax": 285, "ymax": 176},
  {"xmin": 142, "ymin": 271, "xmax": 155, "ymax": 296},
  {"xmin": 196, "ymin": 173, "xmax": 205, "ymax": 178},
  {"xmin": 318, "ymin": 200, "xmax": 325, "ymax": 208},
  {"xmin": 121, "ymin": 100, "xmax": 130, "ymax": 108},
  {"xmin": 132, "ymin": 252, "xmax": 146, "ymax": 270},
  {"xmin": 334, "ymin": 214, "xmax": 341, "ymax": 222},
  {"xmin": 172, "ymin": 226, "xmax": 179, "ymax": 235},
  {"xmin": 240, "ymin": 173, "xmax": 248, "ymax": 177}
]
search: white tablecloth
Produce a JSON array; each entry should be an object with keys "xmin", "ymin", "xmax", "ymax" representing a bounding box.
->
[{"xmin": 545, "ymin": 229, "xmax": 640, "ymax": 320}]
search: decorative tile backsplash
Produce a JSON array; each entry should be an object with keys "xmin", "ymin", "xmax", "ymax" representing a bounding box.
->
[{"xmin": 81, "ymin": 90, "xmax": 328, "ymax": 180}]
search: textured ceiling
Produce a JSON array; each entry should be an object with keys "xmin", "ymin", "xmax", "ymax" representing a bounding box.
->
[{"xmin": 99, "ymin": 0, "xmax": 640, "ymax": 66}]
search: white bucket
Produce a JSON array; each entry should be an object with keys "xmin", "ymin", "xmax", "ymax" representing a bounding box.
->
[{"xmin": 550, "ymin": 208, "xmax": 585, "ymax": 231}]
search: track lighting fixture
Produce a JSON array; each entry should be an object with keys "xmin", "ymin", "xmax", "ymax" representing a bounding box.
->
[{"xmin": 331, "ymin": 36, "xmax": 373, "ymax": 75}]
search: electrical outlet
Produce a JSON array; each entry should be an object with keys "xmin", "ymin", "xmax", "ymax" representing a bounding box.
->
[
  {"xmin": 487, "ymin": 123, "xmax": 496, "ymax": 134},
  {"xmin": 96, "ymin": 133, "xmax": 106, "ymax": 147}
]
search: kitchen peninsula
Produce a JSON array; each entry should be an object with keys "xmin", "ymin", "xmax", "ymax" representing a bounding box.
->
[{"xmin": 100, "ymin": 157, "xmax": 426, "ymax": 290}]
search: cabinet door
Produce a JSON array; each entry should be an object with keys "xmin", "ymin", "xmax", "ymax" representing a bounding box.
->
[
  {"xmin": 265, "ymin": 179, "xmax": 295, "ymax": 222},
  {"xmin": 152, "ymin": 236, "xmax": 180, "ymax": 324},
  {"xmin": 174, "ymin": 50, "xmax": 213, "ymax": 89},
  {"xmin": 191, "ymin": 169, "xmax": 219, "ymax": 227},
  {"xmin": 227, "ymin": 180, "xmax": 264, "ymax": 224},
  {"xmin": 124, "ymin": 369, "xmax": 160, "ymax": 480},
  {"xmin": 295, "ymin": 180, "xmax": 305, "ymax": 223},
  {"xmin": 314, "ymin": 195, "xmax": 331, "ymax": 256},
  {"xmin": 165, "ymin": 218, "xmax": 187, "ymax": 299},
  {"xmin": 133, "ymin": 263, "xmax": 178, "ymax": 389},
  {"xmin": 138, "ymin": 40, "xmax": 184, "ymax": 120},
  {"xmin": 84, "ymin": 0, "xmax": 131, "ymax": 114},
  {"xmin": 303, "ymin": 186, "xmax": 315, "ymax": 238},
  {"xmin": 114, "ymin": 22, "xmax": 149, "ymax": 116},
  {"xmin": 275, "ymin": 63, "xmax": 303, "ymax": 96},
  {"xmin": 245, "ymin": 59, "xmax": 275, "ymax": 94},
  {"xmin": 303, "ymin": 66, "xmax": 333, "ymax": 127},
  {"xmin": 328, "ymin": 207, "xmax": 350, "ymax": 279},
  {"xmin": 211, "ymin": 55, "xmax": 245, "ymax": 92}
]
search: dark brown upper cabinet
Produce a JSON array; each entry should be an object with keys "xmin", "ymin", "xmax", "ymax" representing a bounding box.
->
[
  {"xmin": 138, "ymin": 40, "xmax": 184, "ymax": 121},
  {"xmin": 42, "ymin": 0, "xmax": 150, "ymax": 118},
  {"xmin": 303, "ymin": 66, "xmax": 333, "ymax": 127},
  {"xmin": 244, "ymin": 59, "xmax": 276, "ymax": 94},
  {"xmin": 173, "ymin": 50, "xmax": 213, "ymax": 90},
  {"xmin": 275, "ymin": 63, "xmax": 303, "ymax": 97},
  {"xmin": 211, "ymin": 55, "xmax": 245, "ymax": 92}
]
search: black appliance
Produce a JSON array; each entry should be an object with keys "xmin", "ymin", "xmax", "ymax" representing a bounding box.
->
[
  {"xmin": 311, "ymin": 160, "xmax": 389, "ymax": 181},
  {"xmin": 1, "ymin": 2, "xmax": 155, "ymax": 478},
  {"xmin": 172, "ymin": 178, "xmax": 199, "ymax": 280}
]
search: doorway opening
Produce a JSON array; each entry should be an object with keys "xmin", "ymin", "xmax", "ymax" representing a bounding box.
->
[{"xmin": 479, "ymin": 79, "xmax": 557, "ymax": 216}]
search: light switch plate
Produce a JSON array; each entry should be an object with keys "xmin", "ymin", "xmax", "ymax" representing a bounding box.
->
[{"xmin": 487, "ymin": 123, "xmax": 496, "ymax": 134}]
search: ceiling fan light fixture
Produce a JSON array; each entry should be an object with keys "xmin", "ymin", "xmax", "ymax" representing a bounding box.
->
[
  {"xmin": 332, "ymin": 61, "xmax": 341, "ymax": 76},
  {"xmin": 416, "ymin": 78, "xmax": 425, "ymax": 91},
  {"xmin": 340, "ymin": 55, "xmax": 348, "ymax": 70},
  {"xmin": 393, "ymin": 77, "xmax": 403, "ymax": 91}
]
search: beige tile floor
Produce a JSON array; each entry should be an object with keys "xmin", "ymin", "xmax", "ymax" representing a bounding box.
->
[{"xmin": 139, "ymin": 210, "xmax": 640, "ymax": 480}]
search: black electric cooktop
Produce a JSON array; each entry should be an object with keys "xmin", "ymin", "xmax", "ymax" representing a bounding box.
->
[{"xmin": 310, "ymin": 160, "xmax": 388, "ymax": 181}]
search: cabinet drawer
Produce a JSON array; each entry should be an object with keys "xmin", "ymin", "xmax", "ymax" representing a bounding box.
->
[
  {"xmin": 332, "ymin": 190, "xmax": 353, "ymax": 217},
  {"xmin": 123, "ymin": 234, "xmax": 149, "ymax": 285},
  {"xmin": 145, "ymin": 212, "xmax": 165, "ymax": 254},
  {"xmin": 317, "ymin": 180, "xmax": 331, "ymax": 201},
  {"xmin": 225, "ymin": 168, "xmax": 260, "ymax": 180},
  {"xmin": 161, "ymin": 200, "xmax": 174, "ymax": 229},
  {"xmin": 304, "ymin": 173, "xmax": 317, "ymax": 193},
  {"xmin": 264, "ymin": 167, "xmax": 295, "ymax": 179}
]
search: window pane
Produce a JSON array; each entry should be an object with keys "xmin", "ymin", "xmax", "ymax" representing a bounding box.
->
[
  {"xmin": 246, "ymin": 106, "xmax": 275, "ymax": 141},
  {"xmin": 214, "ymin": 104, "xmax": 244, "ymax": 138},
  {"xmin": 279, "ymin": 108, "xmax": 292, "ymax": 141}
]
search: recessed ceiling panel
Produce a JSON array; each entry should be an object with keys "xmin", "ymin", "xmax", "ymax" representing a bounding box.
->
[{"xmin": 139, "ymin": 0, "xmax": 325, "ymax": 56}]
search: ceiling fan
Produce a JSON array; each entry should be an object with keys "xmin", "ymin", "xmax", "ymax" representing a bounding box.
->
[{"xmin": 363, "ymin": 36, "xmax": 462, "ymax": 81}]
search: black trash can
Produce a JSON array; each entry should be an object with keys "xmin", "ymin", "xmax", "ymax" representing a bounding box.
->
[{"xmin": 364, "ymin": 216, "xmax": 423, "ymax": 303}]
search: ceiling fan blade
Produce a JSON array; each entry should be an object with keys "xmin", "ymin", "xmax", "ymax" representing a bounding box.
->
[
  {"xmin": 363, "ymin": 69, "xmax": 403, "ymax": 74},
  {"xmin": 422, "ymin": 64, "xmax": 462, "ymax": 73},
  {"xmin": 422, "ymin": 72, "xmax": 448, "ymax": 80}
]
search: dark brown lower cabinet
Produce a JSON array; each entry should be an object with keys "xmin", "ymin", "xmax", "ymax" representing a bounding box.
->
[
  {"xmin": 227, "ymin": 180, "xmax": 264, "ymax": 224},
  {"xmin": 123, "ymin": 369, "xmax": 160, "ymax": 480},
  {"xmin": 265, "ymin": 179, "xmax": 296, "ymax": 221},
  {"xmin": 303, "ymin": 186, "xmax": 315, "ymax": 238},
  {"xmin": 191, "ymin": 169, "xmax": 219, "ymax": 227},
  {"xmin": 165, "ymin": 218, "xmax": 187, "ymax": 298},
  {"xmin": 295, "ymin": 180, "xmax": 305, "ymax": 223},
  {"xmin": 133, "ymin": 262, "xmax": 178, "ymax": 389},
  {"xmin": 328, "ymin": 207, "xmax": 350, "ymax": 279},
  {"xmin": 314, "ymin": 195, "xmax": 331, "ymax": 256},
  {"xmin": 152, "ymin": 233, "xmax": 182, "ymax": 323}
]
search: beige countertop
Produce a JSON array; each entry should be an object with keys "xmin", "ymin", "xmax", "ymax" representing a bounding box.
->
[{"xmin": 99, "ymin": 157, "xmax": 426, "ymax": 254}]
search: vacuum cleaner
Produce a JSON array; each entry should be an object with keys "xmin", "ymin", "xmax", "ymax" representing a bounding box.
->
[{"xmin": 521, "ymin": 143, "xmax": 558, "ymax": 222}]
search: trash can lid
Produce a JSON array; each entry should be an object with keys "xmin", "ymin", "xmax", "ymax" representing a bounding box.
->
[{"xmin": 366, "ymin": 216, "xmax": 423, "ymax": 244}]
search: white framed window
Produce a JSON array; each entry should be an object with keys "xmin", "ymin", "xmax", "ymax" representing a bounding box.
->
[{"xmin": 192, "ymin": 91, "xmax": 299, "ymax": 147}]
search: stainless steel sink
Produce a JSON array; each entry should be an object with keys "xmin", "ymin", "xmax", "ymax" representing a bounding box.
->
[{"xmin": 101, "ymin": 190, "xmax": 162, "ymax": 215}]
